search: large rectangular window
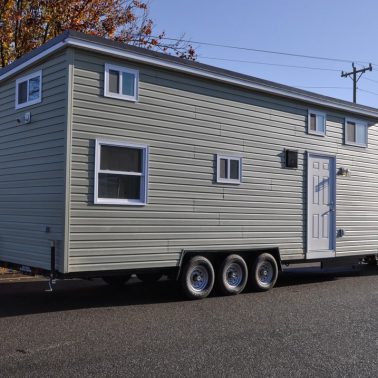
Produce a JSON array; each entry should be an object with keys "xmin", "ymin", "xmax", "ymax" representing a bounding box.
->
[
  {"xmin": 95, "ymin": 140, "xmax": 148, "ymax": 205},
  {"xmin": 104, "ymin": 64, "xmax": 139, "ymax": 102},
  {"xmin": 345, "ymin": 118, "xmax": 368, "ymax": 147},
  {"xmin": 308, "ymin": 109, "xmax": 326, "ymax": 136},
  {"xmin": 216, "ymin": 155, "xmax": 242, "ymax": 184},
  {"xmin": 15, "ymin": 70, "xmax": 42, "ymax": 109}
]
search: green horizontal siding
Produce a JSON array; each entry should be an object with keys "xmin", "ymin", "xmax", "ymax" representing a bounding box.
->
[
  {"xmin": 66, "ymin": 49, "xmax": 378, "ymax": 273},
  {"xmin": 0, "ymin": 52, "xmax": 68, "ymax": 272}
]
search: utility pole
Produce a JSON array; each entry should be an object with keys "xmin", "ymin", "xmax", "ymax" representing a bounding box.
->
[{"xmin": 341, "ymin": 63, "xmax": 372, "ymax": 103}]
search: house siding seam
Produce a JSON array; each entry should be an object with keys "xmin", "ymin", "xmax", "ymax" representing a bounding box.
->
[
  {"xmin": 0, "ymin": 52, "xmax": 68, "ymax": 272},
  {"xmin": 67, "ymin": 49, "xmax": 378, "ymax": 273}
]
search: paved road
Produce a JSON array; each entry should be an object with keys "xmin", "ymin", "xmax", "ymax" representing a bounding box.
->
[{"xmin": 0, "ymin": 266, "xmax": 377, "ymax": 377}]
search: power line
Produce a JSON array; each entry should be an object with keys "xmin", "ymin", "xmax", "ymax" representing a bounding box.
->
[
  {"xmin": 361, "ymin": 76, "xmax": 378, "ymax": 84},
  {"xmin": 358, "ymin": 88, "xmax": 378, "ymax": 96},
  {"xmin": 145, "ymin": 35, "xmax": 378, "ymax": 103},
  {"xmin": 151, "ymin": 35, "xmax": 374, "ymax": 66},
  {"xmin": 295, "ymin": 86, "xmax": 351, "ymax": 90},
  {"xmin": 198, "ymin": 56, "xmax": 341, "ymax": 72}
]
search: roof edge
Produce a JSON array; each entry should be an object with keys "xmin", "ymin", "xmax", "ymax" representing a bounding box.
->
[{"xmin": 1, "ymin": 30, "xmax": 378, "ymax": 119}]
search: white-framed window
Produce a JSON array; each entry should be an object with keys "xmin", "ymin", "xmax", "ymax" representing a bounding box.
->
[
  {"xmin": 216, "ymin": 155, "xmax": 242, "ymax": 184},
  {"xmin": 345, "ymin": 118, "xmax": 368, "ymax": 147},
  {"xmin": 104, "ymin": 64, "xmax": 139, "ymax": 102},
  {"xmin": 94, "ymin": 140, "xmax": 148, "ymax": 205},
  {"xmin": 308, "ymin": 109, "xmax": 326, "ymax": 136},
  {"xmin": 15, "ymin": 70, "xmax": 42, "ymax": 109}
]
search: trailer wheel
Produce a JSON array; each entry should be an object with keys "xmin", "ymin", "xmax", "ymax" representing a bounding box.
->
[
  {"xmin": 218, "ymin": 254, "xmax": 248, "ymax": 295},
  {"xmin": 102, "ymin": 275, "xmax": 130, "ymax": 287},
  {"xmin": 137, "ymin": 272, "xmax": 163, "ymax": 283},
  {"xmin": 181, "ymin": 256, "xmax": 214, "ymax": 299},
  {"xmin": 250, "ymin": 253, "xmax": 278, "ymax": 291}
]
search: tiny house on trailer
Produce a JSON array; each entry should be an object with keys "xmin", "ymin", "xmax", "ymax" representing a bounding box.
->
[{"xmin": 1, "ymin": 31, "xmax": 378, "ymax": 299}]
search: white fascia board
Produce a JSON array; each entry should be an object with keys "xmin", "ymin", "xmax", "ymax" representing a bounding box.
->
[{"xmin": 0, "ymin": 41, "xmax": 66, "ymax": 82}]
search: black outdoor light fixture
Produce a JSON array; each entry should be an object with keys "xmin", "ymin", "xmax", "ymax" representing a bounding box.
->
[
  {"xmin": 285, "ymin": 149, "xmax": 298, "ymax": 168},
  {"xmin": 337, "ymin": 167, "xmax": 351, "ymax": 177}
]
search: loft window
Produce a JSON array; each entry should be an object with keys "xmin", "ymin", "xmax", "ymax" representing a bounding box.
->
[
  {"xmin": 345, "ymin": 118, "xmax": 368, "ymax": 147},
  {"xmin": 104, "ymin": 64, "xmax": 139, "ymax": 102},
  {"xmin": 216, "ymin": 155, "xmax": 242, "ymax": 184},
  {"xmin": 308, "ymin": 110, "xmax": 326, "ymax": 136},
  {"xmin": 15, "ymin": 70, "xmax": 42, "ymax": 109},
  {"xmin": 94, "ymin": 140, "xmax": 148, "ymax": 205}
]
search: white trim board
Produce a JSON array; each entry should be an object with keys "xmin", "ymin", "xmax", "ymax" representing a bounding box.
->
[
  {"xmin": 94, "ymin": 139, "xmax": 149, "ymax": 206},
  {"xmin": 0, "ymin": 41, "xmax": 65, "ymax": 82}
]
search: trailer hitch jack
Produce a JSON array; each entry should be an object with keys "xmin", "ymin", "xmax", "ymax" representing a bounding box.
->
[{"xmin": 46, "ymin": 240, "xmax": 57, "ymax": 293}]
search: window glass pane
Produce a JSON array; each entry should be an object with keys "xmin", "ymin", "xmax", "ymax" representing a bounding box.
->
[
  {"xmin": 310, "ymin": 114, "xmax": 316, "ymax": 131},
  {"xmin": 317, "ymin": 114, "xmax": 325, "ymax": 133},
  {"xmin": 28, "ymin": 76, "xmax": 40, "ymax": 101},
  {"xmin": 346, "ymin": 122, "xmax": 356, "ymax": 143},
  {"xmin": 108, "ymin": 70, "xmax": 119, "ymax": 93},
  {"xmin": 356, "ymin": 124, "xmax": 366, "ymax": 145},
  {"xmin": 18, "ymin": 81, "xmax": 27, "ymax": 104},
  {"xmin": 122, "ymin": 71, "xmax": 135, "ymax": 97},
  {"xmin": 100, "ymin": 145, "xmax": 142, "ymax": 172},
  {"xmin": 98, "ymin": 173, "xmax": 140, "ymax": 200},
  {"xmin": 230, "ymin": 160, "xmax": 239, "ymax": 180},
  {"xmin": 220, "ymin": 158, "xmax": 228, "ymax": 179}
]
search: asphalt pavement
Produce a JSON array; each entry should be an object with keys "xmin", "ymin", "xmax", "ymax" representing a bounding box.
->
[{"xmin": 0, "ymin": 266, "xmax": 377, "ymax": 377}]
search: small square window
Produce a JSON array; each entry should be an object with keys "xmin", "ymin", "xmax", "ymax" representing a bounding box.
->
[
  {"xmin": 345, "ymin": 118, "xmax": 368, "ymax": 147},
  {"xmin": 104, "ymin": 64, "xmax": 138, "ymax": 102},
  {"xmin": 216, "ymin": 155, "xmax": 242, "ymax": 184},
  {"xmin": 15, "ymin": 71, "xmax": 42, "ymax": 109},
  {"xmin": 95, "ymin": 140, "xmax": 148, "ymax": 205},
  {"xmin": 308, "ymin": 110, "xmax": 326, "ymax": 136}
]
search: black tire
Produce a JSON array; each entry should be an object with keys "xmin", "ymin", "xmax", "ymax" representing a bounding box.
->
[
  {"xmin": 218, "ymin": 254, "xmax": 248, "ymax": 295},
  {"xmin": 102, "ymin": 275, "xmax": 131, "ymax": 287},
  {"xmin": 250, "ymin": 253, "xmax": 278, "ymax": 291},
  {"xmin": 180, "ymin": 256, "xmax": 215, "ymax": 299},
  {"xmin": 137, "ymin": 272, "xmax": 163, "ymax": 283}
]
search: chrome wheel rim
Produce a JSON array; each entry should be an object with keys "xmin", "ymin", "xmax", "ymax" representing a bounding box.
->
[
  {"xmin": 190, "ymin": 266, "xmax": 209, "ymax": 292},
  {"xmin": 258, "ymin": 262, "xmax": 274, "ymax": 285},
  {"xmin": 225, "ymin": 263, "xmax": 243, "ymax": 288}
]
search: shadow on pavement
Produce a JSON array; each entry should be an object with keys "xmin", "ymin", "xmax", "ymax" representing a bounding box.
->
[
  {"xmin": 276, "ymin": 265, "xmax": 366, "ymax": 287},
  {"xmin": 0, "ymin": 265, "xmax": 376, "ymax": 318}
]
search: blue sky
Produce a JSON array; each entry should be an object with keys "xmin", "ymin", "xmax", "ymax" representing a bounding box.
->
[{"xmin": 149, "ymin": 0, "xmax": 378, "ymax": 107}]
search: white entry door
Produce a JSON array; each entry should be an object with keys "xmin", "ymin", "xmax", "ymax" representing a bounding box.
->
[{"xmin": 307, "ymin": 154, "xmax": 336, "ymax": 259}]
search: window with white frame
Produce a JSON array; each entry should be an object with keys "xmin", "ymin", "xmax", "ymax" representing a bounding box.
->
[
  {"xmin": 345, "ymin": 118, "xmax": 368, "ymax": 147},
  {"xmin": 216, "ymin": 155, "xmax": 242, "ymax": 184},
  {"xmin": 104, "ymin": 64, "xmax": 139, "ymax": 101},
  {"xmin": 15, "ymin": 70, "xmax": 42, "ymax": 109},
  {"xmin": 94, "ymin": 140, "xmax": 148, "ymax": 205},
  {"xmin": 308, "ymin": 109, "xmax": 326, "ymax": 136}
]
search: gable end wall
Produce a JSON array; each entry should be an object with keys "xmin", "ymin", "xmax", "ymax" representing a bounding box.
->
[{"xmin": 0, "ymin": 52, "xmax": 69, "ymax": 272}]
